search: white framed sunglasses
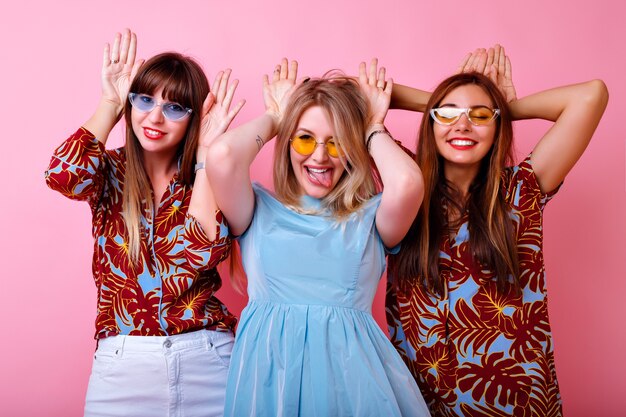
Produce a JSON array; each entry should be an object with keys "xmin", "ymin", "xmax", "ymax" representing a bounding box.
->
[{"xmin": 430, "ymin": 106, "xmax": 500, "ymax": 126}]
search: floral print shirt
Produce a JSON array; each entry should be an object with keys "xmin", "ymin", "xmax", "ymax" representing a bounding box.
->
[
  {"xmin": 387, "ymin": 157, "xmax": 562, "ymax": 417},
  {"xmin": 45, "ymin": 127, "xmax": 236, "ymax": 339}
]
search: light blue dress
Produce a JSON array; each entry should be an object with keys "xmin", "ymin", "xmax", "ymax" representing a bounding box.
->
[{"xmin": 224, "ymin": 184, "xmax": 430, "ymax": 417}]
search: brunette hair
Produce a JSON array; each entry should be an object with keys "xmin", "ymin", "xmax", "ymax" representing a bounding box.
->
[
  {"xmin": 273, "ymin": 75, "xmax": 376, "ymax": 218},
  {"xmin": 122, "ymin": 52, "xmax": 209, "ymax": 263},
  {"xmin": 391, "ymin": 72, "xmax": 519, "ymax": 294}
]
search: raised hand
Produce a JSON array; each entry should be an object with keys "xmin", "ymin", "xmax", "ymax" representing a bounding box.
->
[
  {"xmin": 358, "ymin": 58, "xmax": 393, "ymax": 129},
  {"xmin": 456, "ymin": 47, "xmax": 491, "ymax": 75},
  {"xmin": 263, "ymin": 58, "xmax": 298, "ymax": 125},
  {"xmin": 457, "ymin": 45, "xmax": 517, "ymax": 102},
  {"xmin": 198, "ymin": 69, "xmax": 246, "ymax": 160},
  {"xmin": 101, "ymin": 29, "xmax": 144, "ymax": 112},
  {"xmin": 486, "ymin": 44, "xmax": 517, "ymax": 102}
]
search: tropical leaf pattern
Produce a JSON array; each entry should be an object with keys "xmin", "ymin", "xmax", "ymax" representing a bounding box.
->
[
  {"xmin": 387, "ymin": 157, "xmax": 563, "ymax": 416},
  {"xmin": 45, "ymin": 128, "xmax": 236, "ymax": 339}
]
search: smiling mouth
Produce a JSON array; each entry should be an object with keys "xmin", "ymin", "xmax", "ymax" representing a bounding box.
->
[
  {"xmin": 448, "ymin": 138, "xmax": 477, "ymax": 148},
  {"xmin": 306, "ymin": 166, "xmax": 333, "ymax": 188},
  {"xmin": 143, "ymin": 127, "xmax": 165, "ymax": 140}
]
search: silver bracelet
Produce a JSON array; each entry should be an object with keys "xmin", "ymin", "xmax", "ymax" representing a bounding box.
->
[{"xmin": 194, "ymin": 162, "xmax": 205, "ymax": 173}]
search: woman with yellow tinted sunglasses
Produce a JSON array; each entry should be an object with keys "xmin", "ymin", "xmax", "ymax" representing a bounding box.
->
[
  {"xmin": 204, "ymin": 58, "xmax": 430, "ymax": 416},
  {"xmin": 386, "ymin": 45, "xmax": 608, "ymax": 416}
]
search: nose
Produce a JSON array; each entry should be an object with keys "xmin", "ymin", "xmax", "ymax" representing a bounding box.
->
[
  {"xmin": 311, "ymin": 142, "xmax": 330, "ymax": 162},
  {"xmin": 453, "ymin": 113, "xmax": 471, "ymax": 130},
  {"xmin": 148, "ymin": 104, "xmax": 165, "ymax": 123}
]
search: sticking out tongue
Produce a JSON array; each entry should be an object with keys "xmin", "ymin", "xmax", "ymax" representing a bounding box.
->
[{"xmin": 307, "ymin": 167, "xmax": 333, "ymax": 188}]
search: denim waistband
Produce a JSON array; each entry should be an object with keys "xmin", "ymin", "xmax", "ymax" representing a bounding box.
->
[{"xmin": 96, "ymin": 329, "xmax": 234, "ymax": 354}]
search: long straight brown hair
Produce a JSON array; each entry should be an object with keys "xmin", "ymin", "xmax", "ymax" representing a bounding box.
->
[
  {"xmin": 122, "ymin": 52, "xmax": 209, "ymax": 263},
  {"xmin": 391, "ymin": 72, "xmax": 520, "ymax": 295}
]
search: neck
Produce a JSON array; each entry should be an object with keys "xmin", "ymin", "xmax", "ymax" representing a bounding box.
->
[
  {"xmin": 142, "ymin": 150, "xmax": 179, "ymax": 182},
  {"xmin": 443, "ymin": 162, "xmax": 480, "ymax": 199}
]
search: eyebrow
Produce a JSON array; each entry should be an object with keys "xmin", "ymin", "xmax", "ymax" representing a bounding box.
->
[
  {"xmin": 295, "ymin": 128, "xmax": 335, "ymax": 140},
  {"xmin": 438, "ymin": 103, "xmax": 493, "ymax": 108}
]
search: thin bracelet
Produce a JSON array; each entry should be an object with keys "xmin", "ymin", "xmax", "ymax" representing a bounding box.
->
[
  {"xmin": 366, "ymin": 129, "xmax": 389, "ymax": 151},
  {"xmin": 194, "ymin": 162, "xmax": 205, "ymax": 173}
]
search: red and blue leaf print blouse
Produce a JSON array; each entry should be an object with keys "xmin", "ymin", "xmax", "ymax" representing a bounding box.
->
[
  {"xmin": 386, "ymin": 157, "xmax": 563, "ymax": 417},
  {"xmin": 45, "ymin": 127, "xmax": 236, "ymax": 339}
]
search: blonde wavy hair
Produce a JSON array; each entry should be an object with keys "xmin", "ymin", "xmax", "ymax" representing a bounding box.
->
[{"xmin": 273, "ymin": 75, "xmax": 376, "ymax": 218}]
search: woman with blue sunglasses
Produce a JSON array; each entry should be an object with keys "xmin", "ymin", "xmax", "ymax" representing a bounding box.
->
[
  {"xmin": 45, "ymin": 29, "xmax": 244, "ymax": 416},
  {"xmin": 204, "ymin": 59, "xmax": 430, "ymax": 416},
  {"xmin": 386, "ymin": 46, "xmax": 608, "ymax": 416}
]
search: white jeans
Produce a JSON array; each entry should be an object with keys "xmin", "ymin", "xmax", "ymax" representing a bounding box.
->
[{"xmin": 84, "ymin": 329, "xmax": 234, "ymax": 417}]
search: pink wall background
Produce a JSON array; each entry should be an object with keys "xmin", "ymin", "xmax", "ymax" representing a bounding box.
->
[{"xmin": 1, "ymin": 1, "xmax": 624, "ymax": 415}]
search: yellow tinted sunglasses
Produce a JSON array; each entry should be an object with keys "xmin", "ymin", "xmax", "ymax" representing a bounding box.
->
[
  {"xmin": 290, "ymin": 135, "xmax": 344, "ymax": 158},
  {"xmin": 430, "ymin": 106, "xmax": 500, "ymax": 126}
]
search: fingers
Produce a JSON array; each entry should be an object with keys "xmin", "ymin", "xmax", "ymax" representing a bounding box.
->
[
  {"xmin": 118, "ymin": 29, "xmax": 131, "ymax": 64},
  {"xmin": 384, "ymin": 78, "xmax": 393, "ymax": 95},
  {"xmin": 279, "ymin": 57, "xmax": 288, "ymax": 79},
  {"xmin": 126, "ymin": 31, "xmax": 137, "ymax": 66},
  {"xmin": 227, "ymin": 99, "xmax": 246, "ymax": 121},
  {"xmin": 504, "ymin": 55, "xmax": 512, "ymax": 80},
  {"xmin": 358, "ymin": 61, "xmax": 367, "ymax": 84},
  {"xmin": 211, "ymin": 70, "xmax": 224, "ymax": 97},
  {"xmin": 487, "ymin": 64, "xmax": 498, "ymax": 85},
  {"xmin": 110, "ymin": 32, "xmax": 121, "ymax": 64},
  {"xmin": 485, "ymin": 47, "xmax": 495, "ymax": 73},
  {"xmin": 202, "ymin": 92, "xmax": 216, "ymax": 116},
  {"xmin": 377, "ymin": 67, "xmax": 386, "ymax": 88},
  {"xmin": 473, "ymin": 48, "xmax": 488, "ymax": 74},
  {"xmin": 359, "ymin": 58, "xmax": 387, "ymax": 86},
  {"xmin": 217, "ymin": 69, "xmax": 230, "ymax": 103},
  {"xmin": 496, "ymin": 44, "xmax": 506, "ymax": 74},
  {"xmin": 455, "ymin": 52, "xmax": 471, "ymax": 74},
  {"xmin": 130, "ymin": 59, "xmax": 144, "ymax": 84},
  {"xmin": 464, "ymin": 49, "xmax": 479, "ymax": 72},
  {"xmin": 272, "ymin": 64, "xmax": 280, "ymax": 82},
  {"xmin": 288, "ymin": 60, "xmax": 298, "ymax": 81},
  {"xmin": 207, "ymin": 70, "xmax": 241, "ymax": 117},
  {"xmin": 222, "ymin": 78, "xmax": 239, "ymax": 108},
  {"xmin": 368, "ymin": 58, "xmax": 378, "ymax": 85},
  {"xmin": 269, "ymin": 58, "xmax": 297, "ymax": 86},
  {"xmin": 103, "ymin": 43, "xmax": 111, "ymax": 68},
  {"xmin": 104, "ymin": 30, "xmax": 136, "ymax": 68}
]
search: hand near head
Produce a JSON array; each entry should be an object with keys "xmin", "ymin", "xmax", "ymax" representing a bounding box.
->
[
  {"xmin": 198, "ymin": 69, "xmax": 246, "ymax": 159},
  {"xmin": 101, "ymin": 29, "xmax": 144, "ymax": 112},
  {"xmin": 486, "ymin": 44, "xmax": 517, "ymax": 102},
  {"xmin": 263, "ymin": 58, "xmax": 298, "ymax": 126},
  {"xmin": 457, "ymin": 45, "xmax": 517, "ymax": 102},
  {"xmin": 358, "ymin": 58, "xmax": 393, "ymax": 129}
]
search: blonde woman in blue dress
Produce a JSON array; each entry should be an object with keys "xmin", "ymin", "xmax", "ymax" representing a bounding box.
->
[{"xmin": 204, "ymin": 58, "xmax": 430, "ymax": 416}]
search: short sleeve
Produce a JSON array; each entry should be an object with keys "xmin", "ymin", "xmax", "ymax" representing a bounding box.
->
[
  {"xmin": 183, "ymin": 210, "xmax": 231, "ymax": 271},
  {"xmin": 45, "ymin": 127, "xmax": 112, "ymax": 205},
  {"xmin": 503, "ymin": 155, "xmax": 561, "ymax": 211}
]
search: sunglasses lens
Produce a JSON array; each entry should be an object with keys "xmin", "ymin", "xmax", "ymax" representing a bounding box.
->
[
  {"xmin": 129, "ymin": 93, "xmax": 190, "ymax": 121},
  {"xmin": 130, "ymin": 94, "xmax": 156, "ymax": 112},
  {"xmin": 433, "ymin": 108, "xmax": 461, "ymax": 125},
  {"xmin": 291, "ymin": 136, "xmax": 316, "ymax": 155},
  {"xmin": 468, "ymin": 107, "xmax": 496, "ymax": 125},
  {"xmin": 326, "ymin": 141, "xmax": 342, "ymax": 158},
  {"xmin": 162, "ymin": 103, "xmax": 190, "ymax": 121}
]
